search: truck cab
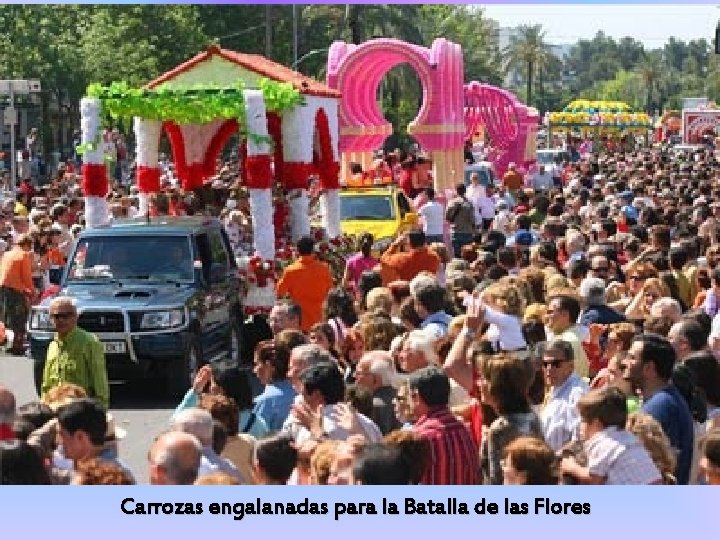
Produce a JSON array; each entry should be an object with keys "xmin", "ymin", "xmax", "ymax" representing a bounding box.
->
[{"xmin": 29, "ymin": 216, "xmax": 243, "ymax": 397}]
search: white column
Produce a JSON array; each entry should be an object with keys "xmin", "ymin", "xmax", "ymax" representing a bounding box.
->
[
  {"xmin": 243, "ymin": 89, "xmax": 274, "ymax": 260},
  {"xmin": 80, "ymin": 97, "xmax": 109, "ymax": 228}
]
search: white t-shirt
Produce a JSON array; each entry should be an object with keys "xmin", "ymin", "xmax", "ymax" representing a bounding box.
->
[
  {"xmin": 418, "ymin": 200, "xmax": 445, "ymax": 236},
  {"xmin": 467, "ymin": 184, "xmax": 496, "ymax": 221}
]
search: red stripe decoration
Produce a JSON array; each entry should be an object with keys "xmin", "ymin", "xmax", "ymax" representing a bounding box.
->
[
  {"xmin": 203, "ymin": 119, "xmax": 239, "ymax": 177},
  {"xmin": 185, "ymin": 163, "xmax": 206, "ymax": 191},
  {"xmin": 136, "ymin": 166, "xmax": 161, "ymax": 194},
  {"xmin": 245, "ymin": 155, "xmax": 273, "ymax": 189},
  {"xmin": 319, "ymin": 161, "xmax": 341, "ymax": 190},
  {"xmin": 163, "ymin": 121, "xmax": 188, "ymax": 185},
  {"xmin": 267, "ymin": 113, "xmax": 284, "ymax": 180},
  {"xmin": 81, "ymin": 163, "xmax": 109, "ymax": 197},
  {"xmin": 314, "ymin": 108, "xmax": 340, "ymax": 189},
  {"xmin": 282, "ymin": 162, "xmax": 313, "ymax": 190}
]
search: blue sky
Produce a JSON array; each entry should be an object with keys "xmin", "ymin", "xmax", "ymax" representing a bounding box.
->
[{"xmin": 480, "ymin": 4, "xmax": 720, "ymax": 48}]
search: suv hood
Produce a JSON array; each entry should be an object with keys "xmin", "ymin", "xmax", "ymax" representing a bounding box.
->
[{"xmin": 37, "ymin": 283, "xmax": 193, "ymax": 310}]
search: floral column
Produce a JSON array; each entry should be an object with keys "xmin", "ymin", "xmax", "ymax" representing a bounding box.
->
[
  {"xmin": 133, "ymin": 117, "xmax": 162, "ymax": 215},
  {"xmin": 281, "ymin": 101, "xmax": 314, "ymax": 242},
  {"xmin": 80, "ymin": 97, "xmax": 110, "ymax": 228},
  {"xmin": 316, "ymin": 104, "xmax": 342, "ymax": 239},
  {"xmin": 243, "ymin": 89, "xmax": 274, "ymax": 260}
]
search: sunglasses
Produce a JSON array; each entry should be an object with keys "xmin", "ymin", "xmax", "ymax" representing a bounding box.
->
[
  {"xmin": 542, "ymin": 359, "xmax": 567, "ymax": 369},
  {"xmin": 50, "ymin": 311, "xmax": 75, "ymax": 320}
]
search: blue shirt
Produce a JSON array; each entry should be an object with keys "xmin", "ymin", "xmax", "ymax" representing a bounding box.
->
[
  {"xmin": 642, "ymin": 385, "xmax": 694, "ymax": 485},
  {"xmin": 420, "ymin": 311, "xmax": 453, "ymax": 340},
  {"xmin": 253, "ymin": 379, "xmax": 297, "ymax": 432}
]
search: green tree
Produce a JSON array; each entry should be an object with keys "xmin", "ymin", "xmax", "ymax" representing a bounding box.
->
[
  {"xmin": 80, "ymin": 5, "xmax": 208, "ymax": 86},
  {"xmin": 503, "ymin": 24, "xmax": 554, "ymax": 107},
  {"xmin": 421, "ymin": 5, "xmax": 502, "ymax": 85}
]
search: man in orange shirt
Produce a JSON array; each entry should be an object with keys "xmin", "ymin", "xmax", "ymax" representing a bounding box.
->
[
  {"xmin": 276, "ymin": 236, "xmax": 333, "ymax": 333},
  {"xmin": 502, "ymin": 162, "xmax": 524, "ymax": 196},
  {"xmin": 0, "ymin": 234, "xmax": 35, "ymax": 354},
  {"xmin": 380, "ymin": 229, "xmax": 440, "ymax": 282}
]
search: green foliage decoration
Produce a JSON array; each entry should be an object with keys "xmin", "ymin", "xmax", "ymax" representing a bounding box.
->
[{"xmin": 85, "ymin": 79, "xmax": 302, "ymax": 124}]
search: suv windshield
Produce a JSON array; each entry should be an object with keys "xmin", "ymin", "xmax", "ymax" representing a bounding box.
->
[
  {"xmin": 67, "ymin": 235, "xmax": 193, "ymax": 282},
  {"xmin": 341, "ymin": 195, "xmax": 394, "ymax": 220}
]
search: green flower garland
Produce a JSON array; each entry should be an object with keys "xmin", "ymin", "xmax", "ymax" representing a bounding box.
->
[{"xmin": 79, "ymin": 79, "xmax": 303, "ymax": 155}]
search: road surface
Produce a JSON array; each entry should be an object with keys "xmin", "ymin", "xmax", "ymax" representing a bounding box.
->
[{"xmin": 0, "ymin": 352, "xmax": 174, "ymax": 484}]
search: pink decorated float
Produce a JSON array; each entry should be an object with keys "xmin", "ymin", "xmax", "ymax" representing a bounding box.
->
[
  {"xmin": 327, "ymin": 38, "xmax": 465, "ymax": 191},
  {"xmin": 464, "ymin": 81, "xmax": 539, "ymax": 175},
  {"xmin": 326, "ymin": 38, "xmax": 538, "ymax": 189}
]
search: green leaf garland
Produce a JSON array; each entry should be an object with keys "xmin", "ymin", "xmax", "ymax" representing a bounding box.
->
[{"xmin": 84, "ymin": 79, "xmax": 303, "ymax": 125}]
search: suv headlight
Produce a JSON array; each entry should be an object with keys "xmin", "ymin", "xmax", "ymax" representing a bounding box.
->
[
  {"xmin": 140, "ymin": 309, "xmax": 185, "ymax": 329},
  {"xmin": 30, "ymin": 309, "xmax": 54, "ymax": 331}
]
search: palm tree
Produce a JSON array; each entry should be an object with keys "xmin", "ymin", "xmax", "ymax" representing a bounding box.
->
[
  {"xmin": 638, "ymin": 50, "xmax": 666, "ymax": 114},
  {"xmin": 503, "ymin": 24, "xmax": 554, "ymax": 107}
]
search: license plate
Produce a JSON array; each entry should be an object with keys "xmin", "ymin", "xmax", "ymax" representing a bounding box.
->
[{"xmin": 103, "ymin": 342, "xmax": 126, "ymax": 354}]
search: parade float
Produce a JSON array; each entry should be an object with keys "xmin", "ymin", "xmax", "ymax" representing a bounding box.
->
[
  {"xmin": 681, "ymin": 102, "xmax": 720, "ymax": 144},
  {"xmin": 463, "ymin": 81, "xmax": 539, "ymax": 175},
  {"xmin": 326, "ymin": 37, "xmax": 538, "ymax": 191},
  {"xmin": 547, "ymin": 100, "xmax": 652, "ymax": 141},
  {"xmin": 78, "ymin": 45, "xmax": 346, "ymax": 315}
]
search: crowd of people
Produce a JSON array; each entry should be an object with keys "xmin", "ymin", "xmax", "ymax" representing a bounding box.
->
[{"xmin": 3, "ymin": 135, "xmax": 720, "ymax": 486}]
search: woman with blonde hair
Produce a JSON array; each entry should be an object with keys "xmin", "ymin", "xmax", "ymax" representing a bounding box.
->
[
  {"xmin": 365, "ymin": 287, "xmax": 393, "ymax": 316},
  {"xmin": 476, "ymin": 281, "xmax": 527, "ymax": 353},
  {"xmin": 545, "ymin": 273, "xmax": 571, "ymax": 295},
  {"xmin": 607, "ymin": 261, "xmax": 658, "ymax": 309},
  {"xmin": 624, "ymin": 277, "xmax": 670, "ymax": 321},
  {"xmin": 626, "ymin": 412, "xmax": 677, "ymax": 484}
]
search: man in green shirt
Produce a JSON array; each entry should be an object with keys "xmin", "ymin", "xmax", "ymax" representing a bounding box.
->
[{"xmin": 41, "ymin": 297, "xmax": 109, "ymax": 408}]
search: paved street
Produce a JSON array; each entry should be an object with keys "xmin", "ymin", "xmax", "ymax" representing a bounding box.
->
[{"xmin": 0, "ymin": 352, "xmax": 174, "ymax": 484}]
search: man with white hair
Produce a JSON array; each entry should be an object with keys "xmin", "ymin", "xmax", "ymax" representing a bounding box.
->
[
  {"xmin": 564, "ymin": 230, "xmax": 586, "ymax": 270},
  {"xmin": 355, "ymin": 351, "xmax": 401, "ymax": 434},
  {"xmin": 579, "ymin": 277, "xmax": 626, "ymax": 326},
  {"xmin": 649, "ymin": 297, "xmax": 683, "ymax": 324},
  {"xmin": 287, "ymin": 343, "xmax": 334, "ymax": 393},
  {"xmin": 398, "ymin": 330, "xmax": 469, "ymax": 407},
  {"xmin": 171, "ymin": 408, "xmax": 244, "ymax": 483},
  {"xmin": 148, "ymin": 431, "xmax": 202, "ymax": 485},
  {"xmin": 0, "ymin": 384, "xmax": 16, "ymax": 441},
  {"xmin": 282, "ymin": 344, "xmax": 335, "ymax": 439}
]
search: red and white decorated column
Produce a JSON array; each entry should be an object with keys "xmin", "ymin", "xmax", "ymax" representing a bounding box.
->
[
  {"xmin": 243, "ymin": 89, "xmax": 274, "ymax": 260},
  {"xmin": 317, "ymin": 100, "xmax": 342, "ymax": 238},
  {"xmin": 80, "ymin": 97, "xmax": 110, "ymax": 228},
  {"xmin": 133, "ymin": 117, "xmax": 162, "ymax": 215},
  {"xmin": 281, "ymin": 100, "xmax": 314, "ymax": 242}
]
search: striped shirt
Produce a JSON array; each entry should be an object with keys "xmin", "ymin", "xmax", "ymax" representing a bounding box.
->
[
  {"xmin": 585, "ymin": 427, "xmax": 662, "ymax": 485},
  {"xmin": 413, "ymin": 407, "xmax": 480, "ymax": 485}
]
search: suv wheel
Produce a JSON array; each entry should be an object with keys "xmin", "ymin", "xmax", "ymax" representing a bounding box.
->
[{"xmin": 166, "ymin": 337, "xmax": 203, "ymax": 398}]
